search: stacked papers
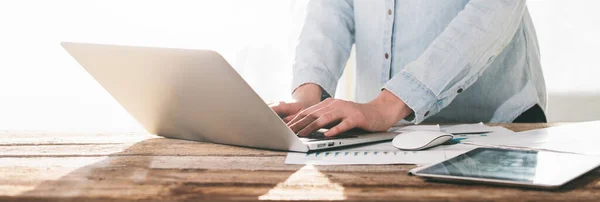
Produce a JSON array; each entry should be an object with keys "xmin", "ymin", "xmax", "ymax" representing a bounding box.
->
[{"xmin": 464, "ymin": 121, "xmax": 600, "ymax": 156}]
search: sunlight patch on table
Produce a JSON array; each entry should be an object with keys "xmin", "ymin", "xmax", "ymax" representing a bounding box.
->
[
  {"xmin": 0, "ymin": 142, "xmax": 138, "ymax": 196},
  {"xmin": 259, "ymin": 164, "xmax": 346, "ymax": 200},
  {"xmin": 0, "ymin": 160, "xmax": 108, "ymax": 196},
  {"xmin": 0, "ymin": 185, "xmax": 38, "ymax": 196}
]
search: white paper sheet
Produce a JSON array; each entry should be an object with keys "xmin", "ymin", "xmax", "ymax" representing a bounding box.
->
[
  {"xmin": 464, "ymin": 121, "xmax": 600, "ymax": 156},
  {"xmin": 286, "ymin": 124, "xmax": 515, "ymax": 165},
  {"xmin": 392, "ymin": 122, "xmax": 506, "ymax": 134},
  {"xmin": 390, "ymin": 124, "xmax": 440, "ymax": 132},
  {"xmin": 452, "ymin": 126, "xmax": 517, "ymax": 141},
  {"xmin": 441, "ymin": 122, "xmax": 493, "ymax": 134}
]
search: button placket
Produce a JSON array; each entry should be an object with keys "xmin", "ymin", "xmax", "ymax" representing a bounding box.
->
[{"xmin": 382, "ymin": 0, "xmax": 395, "ymax": 81}]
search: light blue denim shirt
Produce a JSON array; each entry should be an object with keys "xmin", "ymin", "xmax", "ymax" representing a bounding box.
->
[{"xmin": 292, "ymin": 0, "xmax": 547, "ymax": 124}]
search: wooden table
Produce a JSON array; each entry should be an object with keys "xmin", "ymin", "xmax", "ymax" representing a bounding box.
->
[{"xmin": 0, "ymin": 123, "xmax": 598, "ymax": 201}]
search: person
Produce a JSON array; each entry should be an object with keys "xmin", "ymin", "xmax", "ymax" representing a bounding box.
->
[{"xmin": 271, "ymin": 0, "xmax": 547, "ymax": 137}]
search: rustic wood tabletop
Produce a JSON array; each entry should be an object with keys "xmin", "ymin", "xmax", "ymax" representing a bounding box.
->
[{"xmin": 0, "ymin": 123, "xmax": 598, "ymax": 201}]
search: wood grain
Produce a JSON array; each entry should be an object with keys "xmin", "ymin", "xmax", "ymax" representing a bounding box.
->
[{"xmin": 0, "ymin": 123, "xmax": 598, "ymax": 201}]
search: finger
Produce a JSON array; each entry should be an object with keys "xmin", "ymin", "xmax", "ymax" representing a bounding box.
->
[
  {"xmin": 287, "ymin": 99, "xmax": 334, "ymax": 126},
  {"xmin": 289, "ymin": 107, "xmax": 331, "ymax": 134},
  {"xmin": 286, "ymin": 102, "xmax": 324, "ymax": 126},
  {"xmin": 266, "ymin": 101, "xmax": 279, "ymax": 107},
  {"xmin": 271, "ymin": 102, "xmax": 302, "ymax": 117},
  {"xmin": 297, "ymin": 111, "xmax": 345, "ymax": 137},
  {"xmin": 269, "ymin": 102, "xmax": 289, "ymax": 117},
  {"xmin": 324, "ymin": 119, "xmax": 357, "ymax": 137},
  {"xmin": 282, "ymin": 115, "xmax": 296, "ymax": 123}
]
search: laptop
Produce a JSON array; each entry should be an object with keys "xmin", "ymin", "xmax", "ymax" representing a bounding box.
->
[{"xmin": 61, "ymin": 42, "xmax": 398, "ymax": 152}]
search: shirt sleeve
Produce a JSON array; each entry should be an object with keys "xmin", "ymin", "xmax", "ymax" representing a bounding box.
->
[
  {"xmin": 291, "ymin": 0, "xmax": 355, "ymax": 96},
  {"xmin": 383, "ymin": 0, "xmax": 527, "ymax": 124}
]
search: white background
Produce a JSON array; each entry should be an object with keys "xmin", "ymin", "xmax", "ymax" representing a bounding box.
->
[{"xmin": 0, "ymin": 0, "xmax": 598, "ymax": 132}]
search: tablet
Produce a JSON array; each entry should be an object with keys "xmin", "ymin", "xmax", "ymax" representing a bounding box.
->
[{"xmin": 409, "ymin": 147, "xmax": 600, "ymax": 189}]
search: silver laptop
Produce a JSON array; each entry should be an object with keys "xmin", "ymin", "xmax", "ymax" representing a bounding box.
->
[{"xmin": 61, "ymin": 42, "xmax": 398, "ymax": 152}]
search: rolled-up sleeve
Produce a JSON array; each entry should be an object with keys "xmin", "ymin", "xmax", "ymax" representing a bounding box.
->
[
  {"xmin": 383, "ymin": 0, "xmax": 527, "ymax": 123},
  {"xmin": 292, "ymin": 0, "xmax": 355, "ymax": 96}
]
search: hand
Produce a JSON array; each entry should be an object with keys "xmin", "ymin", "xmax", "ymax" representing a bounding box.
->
[
  {"xmin": 270, "ymin": 83, "xmax": 323, "ymax": 123},
  {"xmin": 287, "ymin": 90, "xmax": 413, "ymax": 137}
]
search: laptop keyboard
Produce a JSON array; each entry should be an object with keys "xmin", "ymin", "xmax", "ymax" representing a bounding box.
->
[
  {"xmin": 308, "ymin": 131, "xmax": 327, "ymax": 139},
  {"xmin": 299, "ymin": 131, "xmax": 358, "ymax": 142}
]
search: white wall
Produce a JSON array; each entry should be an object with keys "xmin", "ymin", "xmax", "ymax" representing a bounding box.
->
[
  {"xmin": 527, "ymin": 0, "xmax": 600, "ymax": 122},
  {"xmin": 0, "ymin": 0, "xmax": 304, "ymax": 132}
]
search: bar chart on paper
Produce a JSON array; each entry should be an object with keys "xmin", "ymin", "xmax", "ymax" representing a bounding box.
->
[
  {"xmin": 286, "ymin": 150, "xmax": 465, "ymax": 165},
  {"xmin": 285, "ymin": 141, "xmax": 475, "ymax": 165}
]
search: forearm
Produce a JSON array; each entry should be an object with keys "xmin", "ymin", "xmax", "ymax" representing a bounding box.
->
[{"xmin": 291, "ymin": 0, "xmax": 354, "ymax": 105}]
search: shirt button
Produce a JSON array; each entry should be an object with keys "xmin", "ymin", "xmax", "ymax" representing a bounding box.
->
[
  {"xmin": 388, "ymin": 9, "xmax": 392, "ymax": 15},
  {"xmin": 424, "ymin": 111, "xmax": 430, "ymax": 117},
  {"xmin": 457, "ymin": 88, "xmax": 464, "ymax": 93},
  {"xmin": 385, "ymin": 53, "xmax": 389, "ymax": 59}
]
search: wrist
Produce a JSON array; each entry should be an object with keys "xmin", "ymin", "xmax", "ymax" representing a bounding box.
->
[
  {"xmin": 368, "ymin": 89, "xmax": 413, "ymax": 125},
  {"xmin": 292, "ymin": 83, "xmax": 323, "ymax": 107}
]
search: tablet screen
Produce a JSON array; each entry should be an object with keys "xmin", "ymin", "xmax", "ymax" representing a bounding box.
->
[
  {"xmin": 418, "ymin": 148, "xmax": 539, "ymax": 182},
  {"xmin": 415, "ymin": 147, "xmax": 600, "ymax": 188}
]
